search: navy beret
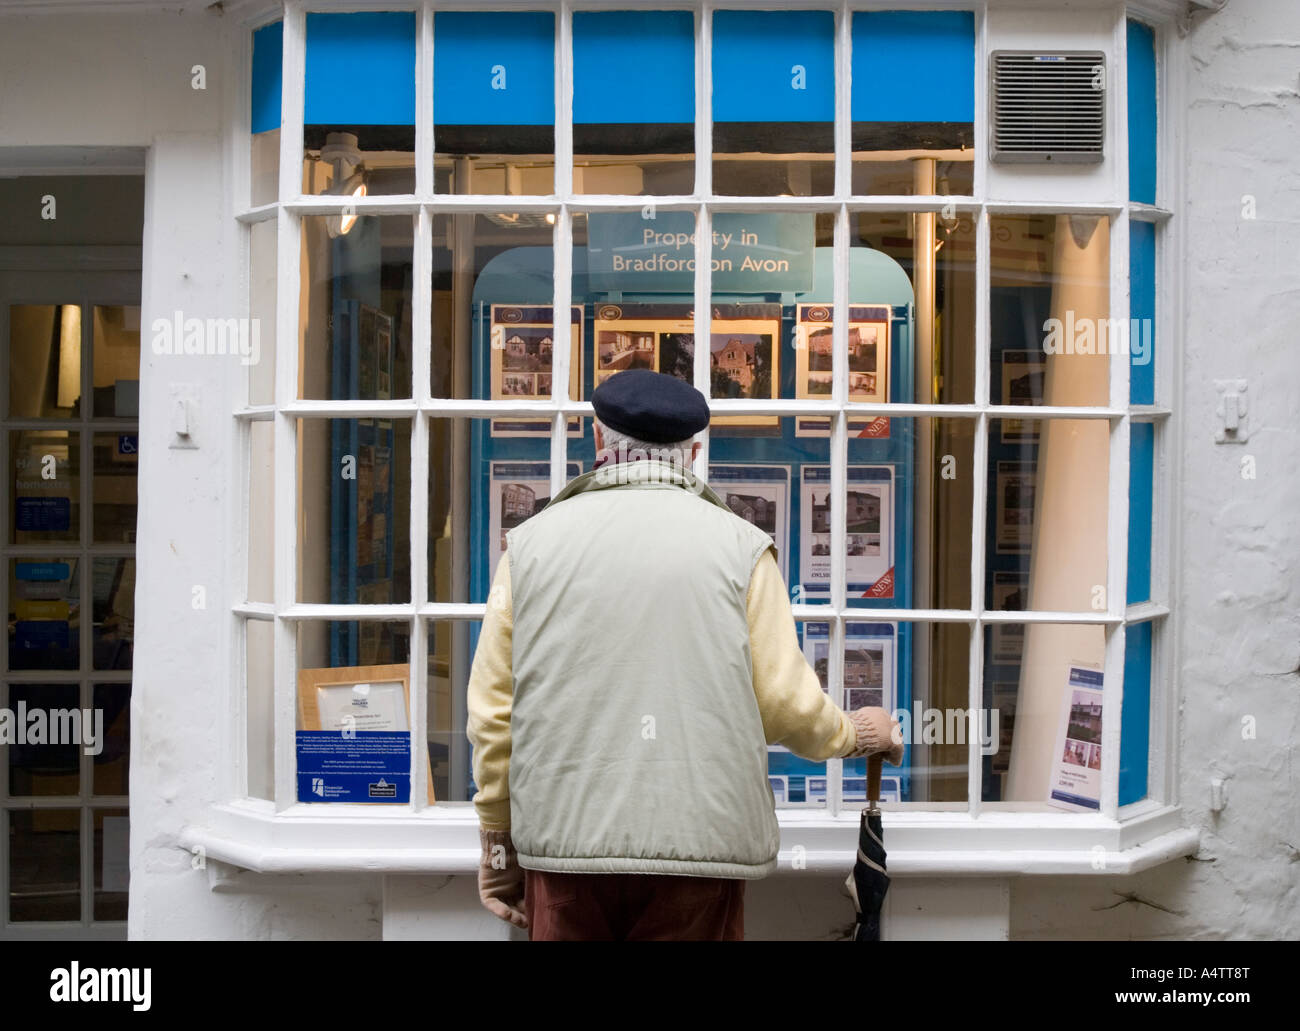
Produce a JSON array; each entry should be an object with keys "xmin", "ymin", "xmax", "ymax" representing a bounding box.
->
[{"xmin": 591, "ymin": 368, "xmax": 710, "ymax": 443}]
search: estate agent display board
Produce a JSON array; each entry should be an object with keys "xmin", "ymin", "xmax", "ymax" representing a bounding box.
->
[{"xmin": 468, "ymin": 240, "xmax": 917, "ymax": 808}]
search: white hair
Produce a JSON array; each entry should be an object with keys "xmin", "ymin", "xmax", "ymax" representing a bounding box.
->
[{"xmin": 594, "ymin": 417, "xmax": 697, "ymax": 470}]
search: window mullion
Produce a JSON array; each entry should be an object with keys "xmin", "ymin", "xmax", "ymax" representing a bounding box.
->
[
  {"xmin": 834, "ymin": 0, "xmax": 850, "ymax": 201},
  {"xmin": 967, "ymin": 413, "xmax": 989, "ymax": 817},
  {"xmin": 409, "ymin": 205, "xmax": 433, "ymax": 810},
  {"xmin": 417, "ymin": 2, "xmax": 433, "ymax": 198},
  {"xmin": 696, "ymin": 3, "xmax": 711, "ymax": 199}
]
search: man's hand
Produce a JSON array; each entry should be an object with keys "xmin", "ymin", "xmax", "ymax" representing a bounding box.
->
[
  {"xmin": 478, "ymin": 828, "xmax": 528, "ymax": 930},
  {"xmin": 845, "ymin": 707, "xmax": 905, "ymax": 766}
]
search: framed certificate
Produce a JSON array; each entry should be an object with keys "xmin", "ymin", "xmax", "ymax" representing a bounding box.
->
[{"xmin": 297, "ymin": 663, "xmax": 436, "ymax": 802}]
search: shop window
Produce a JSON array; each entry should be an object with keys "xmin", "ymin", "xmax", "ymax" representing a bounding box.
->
[{"xmin": 236, "ymin": 6, "xmax": 1175, "ymax": 843}]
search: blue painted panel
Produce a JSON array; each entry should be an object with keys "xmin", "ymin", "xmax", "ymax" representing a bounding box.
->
[
  {"xmin": 305, "ymin": 12, "xmax": 416, "ymax": 126},
  {"xmin": 251, "ymin": 20, "xmax": 283, "ymax": 134},
  {"xmin": 574, "ymin": 11, "xmax": 693, "ymax": 125},
  {"xmin": 434, "ymin": 11, "xmax": 554, "ymax": 126},
  {"xmin": 1120, "ymin": 620, "xmax": 1152, "ymax": 805},
  {"xmin": 1127, "ymin": 19, "xmax": 1157, "ymax": 204},
  {"xmin": 1128, "ymin": 422, "xmax": 1154, "ymax": 605},
  {"xmin": 852, "ymin": 11, "xmax": 975, "ymax": 122},
  {"xmin": 1130, "ymin": 219, "xmax": 1156, "ymax": 404},
  {"xmin": 712, "ymin": 10, "xmax": 834, "ymax": 123}
]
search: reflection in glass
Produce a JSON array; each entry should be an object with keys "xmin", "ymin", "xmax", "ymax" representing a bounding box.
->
[
  {"xmin": 92, "ymin": 432, "xmax": 137, "ymax": 544},
  {"xmin": 91, "ymin": 306, "xmax": 140, "ymax": 418},
  {"xmin": 92, "ymin": 558, "xmax": 134, "ymax": 670},
  {"xmin": 9, "ymin": 305, "xmax": 79, "ymax": 419},
  {"xmin": 296, "ymin": 417, "xmax": 411, "ymax": 606},
  {"xmin": 7, "ymin": 684, "xmax": 80, "ymax": 796},
  {"xmin": 10, "ymin": 430, "xmax": 79, "ymax": 545},
  {"xmin": 93, "ymin": 808, "xmax": 130, "ymax": 921},
  {"xmin": 92, "ymin": 684, "xmax": 131, "ymax": 796},
  {"xmin": 9, "ymin": 809, "xmax": 80, "ymax": 922}
]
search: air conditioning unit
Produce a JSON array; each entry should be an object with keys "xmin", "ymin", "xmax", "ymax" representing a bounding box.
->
[{"xmin": 990, "ymin": 51, "xmax": 1106, "ymax": 163}]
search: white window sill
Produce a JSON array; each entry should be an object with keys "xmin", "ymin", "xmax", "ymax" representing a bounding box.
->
[{"xmin": 179, "ymin": 798, "xmax": 1198, "ymax": 880}]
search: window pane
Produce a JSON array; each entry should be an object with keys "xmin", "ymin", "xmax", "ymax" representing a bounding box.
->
[
  {"xmin": 295, "ymin": 620, "xmax": 418, "ymax": 804},
  {"xmin": 300, "ymin": 214, "xmax": 413, "ymax": 401},
  {"xmin": 986, "ymin": 418, "xmax": 1109, "ymax": 610},
  {"xmin": 246, "ymin": 618, "xmax": 274, "ymax": 800},
  {"xmin": 10, "ymin": 558, "xmax": 78, "ymax": 670},
  {"xmin": 712, "ymin": 10, "xmax": 835, "ymax": 196},
  {"xmin": 8, "ymin": 809, "xmax": 80, "ymax": 922},
  {"xmin": 250, "ymin": 20, "xmax": 282, "ymax": 207},
  {"xmin": 91, "ymin": 305, "xmax": 140, "ymax": 418},
  {"xmin": 93, "ymin": 808, "xmax": 130, "ymax": 921},
  {"xmin": 851, "ymin": 209, "xmax": 977, "ymax": 405},
  {"xmin": 7, "ymin": 683, "xmax": 81, "ymax": 796},
  {"xmin": 990, "ymin": 214, "xmax": 1111, "ymax": 408},
  {"xmin": 1130, "ymin": 219, "xmax": 1156, "ymax": 404},
  {"xmin": 296, "ymin": 417, "xmax": 411, "ymax": 605},
  {"xmin": 982, "ymin": 622, "xmax": 1106, "ymax": 808},
  {"xmin": 91, "ymin": 557, "xmax": 133, "ymax": 670},
  {"xmin": 771, "ymin": 619, "xmax": 831, "ymax": 808},
  {"xmin": 92, "ymin": 431, "xmax": 137, "ymax": 544},
  {"xmin": 92, "ymin": 683, "xmax": 131, "ymax": 796},
  {"xmin": 9, "ymin": 304, "xmax": 80, "ymax": 419},
  {"xmin": 851, "ymin": 12, "xmax": 976, "ymax": 196},
  {"xmin": 574, "ymin": 11, "xmax": 694, "ymax": 195},
  {"xmin": 1127, "ymin": 421, "xmax": 1154, "ymax": 605},
  {"xmin": 1127, "ymin": 19, "xmax": 1157, "ymax": 205},
  {"xmin": 249, "ymin": 218, "xmax": 277, "ymax": 405},
  {"xmin": 431, "ymin": 619, "xmax": 476, "ymax": 802},
  {"xmin": 431, "ymin": 212, "xmax": 559, "ymax": 402},
  {"xmin": 435, "ymin": 12, "xmax": 555, "ymax": 195},
  {"xmin": 11, "ymin": 430, "xmax": 79, "ymax": 545},
  {"xmin": 1120, "ymin": 619, "xmax": 1153, "ymax": 805},
  {"xmin": 247, "ymin": 420, "xmax": 274, "ymax": 605},
  {"xmin": 303, "ymin": 13, "xmax": 416, "ymax": 197}
]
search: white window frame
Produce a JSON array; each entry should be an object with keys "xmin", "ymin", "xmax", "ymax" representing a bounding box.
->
[{"xmin": 185, "ymin": 0, "xmax": 1197, "ymax": 877}]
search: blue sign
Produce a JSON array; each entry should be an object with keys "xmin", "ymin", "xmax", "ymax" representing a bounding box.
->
[
  {"xmin": 587, "ymin": 211, "xmax": 815, "ymax": 293},
  {"xmin": 15, "ymin": 620, "xmax": 70, "ymax": 650},
  {"xmin": 296, "ymin": 731, "xmax": 411, "ymax": 803},
  {"xmin": 16, "ymin": 562, "xmax": 71, "ymax": 581},
  {"xmin": 118, "ymin": 434, "xmax": 138, "ymax": 456},
  {"xmin": 16, "ymin": 497, "xmax": 71, "ymax": 532}
]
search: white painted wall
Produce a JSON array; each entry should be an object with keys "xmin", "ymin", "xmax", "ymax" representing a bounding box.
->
[{"xmin": 0, "ymin": 1, "xmax": 1295, "ymax": 940}]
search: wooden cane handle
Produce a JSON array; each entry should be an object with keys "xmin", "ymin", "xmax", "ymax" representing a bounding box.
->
[{"xmin": 867, "ymin": 753, "xmax": 883, "ymax": 804}]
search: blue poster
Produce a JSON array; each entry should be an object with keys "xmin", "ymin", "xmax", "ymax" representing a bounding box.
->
[{"xmin": 296, "ymin": 730, "xmax": 411, "ymax": 803}]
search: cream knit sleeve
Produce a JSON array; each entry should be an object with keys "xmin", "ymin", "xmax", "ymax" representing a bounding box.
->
[
  {"xmin": 466, "ymin": 553, "xmax": 514, "ymax": 831},
  {"xmin": 746, "ymin": 546, "xmax": 856, "ymax": 760}
]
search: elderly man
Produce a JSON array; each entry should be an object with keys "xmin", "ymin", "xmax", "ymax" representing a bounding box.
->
[{"xmin": 467, "ymin": 368, "xmax": 903, "ymax": 941}]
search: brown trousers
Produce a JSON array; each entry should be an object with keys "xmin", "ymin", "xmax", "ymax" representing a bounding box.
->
[{"xmin": 523, "ymin": 868, "xmax": 745, "ymax": 941}]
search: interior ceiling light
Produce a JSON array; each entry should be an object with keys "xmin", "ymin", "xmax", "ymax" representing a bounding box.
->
[{"xmin": 321, "ymin": 131, "xmax": 368, "ymax": 238}]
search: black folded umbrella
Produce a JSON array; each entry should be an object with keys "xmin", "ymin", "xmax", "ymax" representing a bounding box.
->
[{"xmin": 845, "ymin": 755, "xmax": 888, "ymax": 941}]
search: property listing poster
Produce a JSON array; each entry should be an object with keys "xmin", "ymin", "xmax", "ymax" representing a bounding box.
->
[
  {"xmin": 488, "ymin": 461, "xmax": 583, "ymax": 583},
  {"xmin": 1000, "ymin": 348, "xmax": 1047, "ymax": 444},
  {"xmin": 1048, "ymin": 664, "xmax": 1105, "ymax": 811},
  {"xmin": 708, "ymin": 464, "xmax": 790, "ymax": 581},
  {"xmin": 990, "ymin": 570, "xmax": 1028, "ymax": 664},
  {"xmin": 799, "ymin": 465, "xmax": 895, "ymax": 599},
  {"xmin": 794, "ymin": 303, "xmax": 892, "ymax": 438},
  {"xmin": 591, "ymin": 302, "xmax": 780, "ymax": 426},
  {"xmin": 795, "ymin": 621, "xmax": 897, "ymax": 714},
  {"xmin": 995, "ymin": 460, "xmax": 1036, "ymax": 554},
  {"xmin": 489, "ymin": 304, "xmax": 582, "ymax": 437}
]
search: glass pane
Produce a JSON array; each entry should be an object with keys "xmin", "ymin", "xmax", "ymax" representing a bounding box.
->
[
  {"xmin": 295, "ymin": 620, "xmax": 418, "ymax": 804},
  {"xmin": 431, "ymin": 620, "xmax": 476, "ymax": 803},
  {"xmin": 246, "ymin": 618, "xmax": 274, "ymax": 800},
  {"xmin": 574, "ymin": 11, "xmax": 694, "ymax": 195},
  {"xmin": 712, "ymin": 10, "xmax": 835, "ymax": 196},
  {"xmin": 986, "ymin": 418, "xmax": 1109, "ymax": 610},
  {"xmin": 1130, "ymin": 219, "xmax": 1156, "ymax": 404},
  {"xmin": 1127, "ymin": 421, "xmax": 1154, "ymax": 605},
  {"xmin": 432, "ymin": 211, "xmax": 557, "ymax": 400},
  {"xmin": 9, "ymin": 304, "xmax": 80, "ymax": 419},
  {"xmin": 91, "ymin": 305, "xmax": 140, "ymax": 418},
  {"xmin": 11, "ymin": 430, "xmax": 79, "ymax": 544},
  {"xmin": 248, "ymin": 420, "xmax": 274, "ymax": 604},
  {"xmin": 990, "ymin": 214, "xmax": 1111, "ymax": 407},
  {"xmin": 849, "ymin": 210, "xmax": 977, "ymax": 405},
  {"xmin": 8, "ymin": 808, "xmax": 80, "ymax": 922},
  {"xmin": 10, "ymin": 558, "xmax": 79, "ymax": 670},
  {"xmin": 250, "ymin": 20, "xmax": 282, "ymax": 206},
  {"xmin": 7, "ymin": 683, "xmax": 81, "ymax": 796},
  {"xmin": 92, "ymin": 431, "xmax": 137, "ymax": 543},
  {"xmin": 91, "ymin": 557, "xmax": 134, "ymax": 669},
  {"xmin": 93, "ymin": 808, "xmax": 130, "ymax": 921},
  {"xmin": 303, "ymin": 13, "xmax": 416, "ymax": 197},
  {"xmin": 299, "ymin": 214, "xmax": 413, "ymax": 401},
  {"xmin": 249, "ymin": 218, "xmax": 277, "ymax": 405},
  {"xmin": 92, "ymin": 683, "xmax": 131, "ymax": 796},
  {"xmin": 850, "ymin": 12, "xmax": 976, "ymax": 196},
  {"xmin": 1120, "ymin": 619, "xmax": 1153, "ymax": 805},
  {"xmin": 435, "ymin": 12, "xmax": 555, "ymax": 195},
  {"xmin": 1127, "ymin": 19, "xmax": 1157, "ymax": 205},
  {"xmin": 981, "ymin": 622, "xmax": 1106, "ymax": 809},
  {"xmin": 770, "ymin": 619, "xmax": 831, "ymax": 809},
  {"xmin": 296, "ymin": 417, "xmax": 411, "ymax": 605}
]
